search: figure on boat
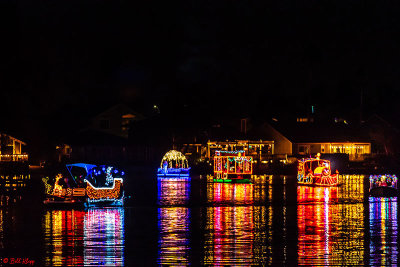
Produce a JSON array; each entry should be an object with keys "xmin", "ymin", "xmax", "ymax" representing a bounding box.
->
[{"xmin": 297, "ymin": 153, "xmax": 338, "ymax": 186}]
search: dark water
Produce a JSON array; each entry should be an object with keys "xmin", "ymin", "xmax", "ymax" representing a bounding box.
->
[{"xmin": 0, "ymin": 174, "xmax": 399, "ymax": 266}]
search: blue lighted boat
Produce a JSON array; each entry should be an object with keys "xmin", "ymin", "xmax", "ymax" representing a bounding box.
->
[
  {"xmin": 157, "ymin": 150, "xmax": 190, "ymax": 178},
  {"xmin": 43, "ymin": 163, "xmax": 126, "ymax": 207}
]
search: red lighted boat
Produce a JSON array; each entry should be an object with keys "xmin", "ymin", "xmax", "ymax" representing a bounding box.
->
[{"xmin": 297, "ymin": 154, "xmax": 338, "ymax": 186}]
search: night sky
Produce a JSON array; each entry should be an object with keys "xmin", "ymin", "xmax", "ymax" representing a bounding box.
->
[{"xmin": 2, "ymin": 1, "xmax": 400, "ymax": 146}]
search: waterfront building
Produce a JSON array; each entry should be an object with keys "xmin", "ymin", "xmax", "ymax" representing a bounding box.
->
[
  {"xmin": 0, "ymin": 133, "xmax": 28, "ymax": 162},
  {"xmin": 293, "ymin": 142, "xmax": 371, "ymax": 161}
]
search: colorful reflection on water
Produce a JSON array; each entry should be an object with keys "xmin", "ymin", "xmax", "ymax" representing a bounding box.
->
[
  {"xmin": 43, "ymin": 208, "xmax": 124, "ymax": 267},
  {"xmin": 157, "ymin": 178, "xmax": 190, "ymax": 265},
  {"xmin": 297, "ymin": 186, "xmax": 338, "ymax": 266},
  {"xmin": 157, "ymin": 177, "xmax": 190, "ymax": 206},
  {"xmin": 0, "ymin": 209, "xmax": 3, "ymax": 250},
  {"xmin": 84, "ymin": 208, "xmax": 125, "ymax": 266},
  {"xmin": 297, "ymin": 174, "xmax": 365, "ymax": 266},
  {"xmin": 207, "ymin": 178, "xmax": 267, "ymax": 205},
  {"xmin": 0, "ymin": 174, "xmax": 30, "ymax": 190},
  {"xmin": 369, "ymin": 197, "xmax": 398, "ymax": 266},
  {"xmin": 43, "ymin": 210, "xmax": 85, "ymax": 266},
  {"xmin": 204, "ymin": 181, "xmax": 268, "ymax": 265},
  {"xmin": 7, "ymin": 173, "xmax": 400, "ymax": 265}
]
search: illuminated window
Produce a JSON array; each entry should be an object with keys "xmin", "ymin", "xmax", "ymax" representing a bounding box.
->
[
  {"xmin": 121, "ymin": 114, "xmax": 135, "ymax": 131},
  {"xmin": 297, "ymin": 117, "xmax": 309, "ymax": 123}
]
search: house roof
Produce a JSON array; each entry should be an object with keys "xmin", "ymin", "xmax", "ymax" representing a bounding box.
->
[
  {"xmin": 0, "ymin": 133, "xmax": 27, "ymax": 145},
  {"xmin": 268, "ymin": 121, "xmax": 371, "ymax": 143}
]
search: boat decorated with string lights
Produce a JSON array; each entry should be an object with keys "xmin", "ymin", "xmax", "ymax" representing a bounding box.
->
[
  {"xmin": 42, "ymin": 163, "xmax": 125, "ymax": 207},
  {"xmin": 157, "ymin": 150, "xmax": 190, "ymax": 178},
  {"xmin": 297, "ymin": 153, "xmax": 338, "ymax": 186},
  {"xmin": 213, "ymin": 150, "xmax": 253, "ymax": 183},
  {"xmin": 369, "ymin": 174, "xmax": 398, "ymax": 197}
]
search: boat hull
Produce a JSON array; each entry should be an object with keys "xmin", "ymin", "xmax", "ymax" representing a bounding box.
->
[
  {"xmin": 369, "ymin": 186, "xmax": 399, "ymax": 197},
  {"xmin": 157, "ymin": 168, "xmax": 190, "ymax": 177},
  {"xmin": 84, "ymin": 198, "xmax": 124, "ymax": 208},
  {"xmin": 43, "ymin": 197, "xmax": 85, "ymax": 208},
  {"xmin": 298, "ymin": 174, "xmax": 338, "ymax": 187}
]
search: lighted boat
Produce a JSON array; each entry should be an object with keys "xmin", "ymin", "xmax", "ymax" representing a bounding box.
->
[
  {"xmin": 369, "ymin": 174, "xmax": 398, "ymax": 197},
  {"xmin": 213, "ymin": 150, "xmax": 253, "ymax": 183},
  {"xmin": 297, "ymin": 154, "xmax": 338, "ymax": 186},
  {"xmin": 43, "ymin": 163, "xmax": 125, "ymax": 207},
  {"xmin": 157, "ymin": 150, "xmax": 190, "ymax": 178}
]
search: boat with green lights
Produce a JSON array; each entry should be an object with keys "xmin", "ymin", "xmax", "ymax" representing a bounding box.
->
[{"xmin": 213, "ymin": 150, "xmax": 253, "ymax": 183}]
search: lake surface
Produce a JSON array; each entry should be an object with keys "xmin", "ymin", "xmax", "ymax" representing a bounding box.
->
[{"xmin": 0, "ymin": 174, "xmax": 398, "ymax": 266}]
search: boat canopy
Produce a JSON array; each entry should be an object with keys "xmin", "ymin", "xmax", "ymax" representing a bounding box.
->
[
  {"xmin": 160, "ymin": 150, "xmax": 189, "ymax": 169},
  {"xmin": 66, "ymin": 163, "xmax": 97, "ymax": 185},
  {"xmin": 66, "ymin": 163, "xmax": 97, "ymax": 173}
]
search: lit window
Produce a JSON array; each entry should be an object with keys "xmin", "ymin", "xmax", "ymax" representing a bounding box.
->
[{"xmin": 297, "ymin": 117, "xmax": 309, "ymax": 123}]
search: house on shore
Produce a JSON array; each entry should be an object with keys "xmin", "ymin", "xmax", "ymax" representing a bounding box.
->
[
  {"xmin": 178, "ymin": 118, "xmax": 277, "ymax": 162},
  {"xmin": 178, "ymin": 116, "xmax": 377, "ymax": 166},
  {"xmin": 64, "ymin": 104, "xmax": 145, "ymax": 164},
  {"xmin": 0, "ymin": 133, "xmax": 28, "ymax": 162},
  {"xmin": 293, "ymin": 142, "xmax": 371, "ymax": 161},
  {"xmin": 0, "ymin": 133, "xmax": 28, "ymax": 173},
  {"xmin": 268, "ymin": 120, "xmax": 372, "ymax": 161},
  {"xmin": 90, "ymin": 103, "xmax": 145, "ymax": 139}
]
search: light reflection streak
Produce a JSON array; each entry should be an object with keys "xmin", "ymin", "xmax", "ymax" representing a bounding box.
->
[
  {"xmin": 369, "ymin": 197, "xmax": 398, "ymax": 266},
  {"xmin": 204, "ymin": 180, "xmax": 267, "ymax": 265},
  {"xmin": 43, "ymin": 210, "xmax": 85, "ymax": 266},
  {"xmin": 157, "ymin": 178, "xmax": 191, "ymax": 265},
  {"xmin": 83, "ymin": 208, "xmax": 125, "ymax": 266},
  {"xmin": 297, "ymin": 186, "xmax": 337, "ymax": 266},
  {"xmin": 0, "ymin": 174, "xmax": 30, "ymax": 190},
  {"xmin": 298, "ymin": 176, "xmax": 365, "ymax": 266},
  {"xmin": 158, "ymin": 178, "xmax": 190, "ymax": 206},
  {"xmin": 0, "ymin": 209, "xmax": 3, "ymax": 250},
  {"xmin": 208, "ymin": 181, "xmax": 266, "ymax": 205},
  {"xmin": 43, "ymin": 208, "xmax": 124, "ymax": 267}
]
